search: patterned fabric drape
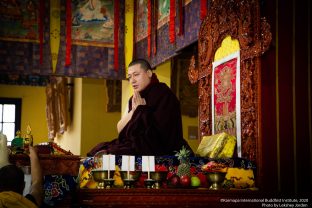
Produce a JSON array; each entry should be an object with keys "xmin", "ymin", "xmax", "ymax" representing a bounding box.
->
[
  {"xmin": 178, "ymin": 0, "xmax": 184, "ymax": 36},
  {"xmin": 200, "ymin": 0, "xmax": 207, "ymax": 20},
  {"xmin": 39, "ymin": 0, "xmax": 45, "ymax": 64},
  {"xmin": 56, "ymin": 0, "xmax": 125, "ymax": 79},
  {"xmin": 0, "ymin": 0, "xmax": 125, "ymax": 80},
  {"xmin": 50, "ymin": 0, "xmax": 61, "ymax": 73},
  {"xmin": 65, "ymin": 0, "xmax": 72, "ymax": 67},
  {"xmin": 169, "ymin": 0, "xmax": 176, "ymax": 43},
  {"xmin": 134, "ymin": 0, "xmax": 202, "ymax": 68},
  {"xmin": 152, "ymin": 0, "xmax": 158, "ymax": 55},
  {"xmin": 147, "ymin": 0, "xmax": 152, "ymax": 57},
  {"xmin": 0, "ymin": 0, "xmax": 52, "ymax": 76},
  {"xmin": 114, "ymin": 0, "xmax": 120, "ymax": 72},
  {"xmin": 133, "ymin": 0, "xmax": 137, "ymax": 58}
]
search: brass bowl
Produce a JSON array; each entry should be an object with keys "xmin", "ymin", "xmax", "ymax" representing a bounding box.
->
[
  {"xmin": 120, "ymin": 171, "xmax": 141, "ymax": 189},
  {"xmin": 120, "ymin": 171, "xmax": 141, "ymax": 180},
  {"xmin": 206, "ymin": 172, "xmax": 226, "ymax": 190},
  {"xmin": 150, "ymin": 171, "xmax": 168, "ymax": 189},
  {"xmin": 91, "ymin": 169, "xmax": 115, "ymax": 189},
  {"xmin": 144, "ymin": 179, "xmax": 155, "ymax": 189},
  {"xmin": 103, "ymin": 178, "xmax": 115, "ymax": 189},
  {"xmin": 150, "ymin": 171, "xmax": 168, "ymax": 181}
]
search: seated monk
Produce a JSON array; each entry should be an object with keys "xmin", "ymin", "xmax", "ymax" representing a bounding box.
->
[{"xmin": 87, "ymin": 59, "xmax": 193, "ymax": 156}]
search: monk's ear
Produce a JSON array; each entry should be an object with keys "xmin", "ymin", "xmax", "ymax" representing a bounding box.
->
[{"xmin": 147, "ymin": 69, "xmax": 153, "ymax": 78}]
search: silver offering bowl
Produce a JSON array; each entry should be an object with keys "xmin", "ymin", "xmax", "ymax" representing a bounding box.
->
[
  {"xmin": 206, "ymin": 172, "xmax": 226, "ymax": 190},
  {"xmin": 150, "ymin": 171, "xmax": 168, "ymax": 189},
  {"xmin": 91, "ymin": 169, "xmax": 115, "ymax": 189},
  {"xmin": 120, "ymin": 171, "xmax": 141, "ymax": 189}
]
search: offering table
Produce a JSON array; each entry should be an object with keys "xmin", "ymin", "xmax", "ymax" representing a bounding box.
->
[
  {"xmin": 73, "ymin": 188, "xmax": 273, "ymax": 208},
  {"xmin": 9, "ymin": 153, "xmax": 80, "ymax": 208}
]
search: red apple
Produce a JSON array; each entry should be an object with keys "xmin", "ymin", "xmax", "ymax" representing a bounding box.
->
[
  {"xmin": 197, "ymin": 172, "xmax": 208, "ymax": 187},
  {"xmin": 180, "ymin": 175, "xmax": 191, "ymax": 187},
  {"xmin": 168, "ymin": 175, "xmax": 180, "ymax": 187}
]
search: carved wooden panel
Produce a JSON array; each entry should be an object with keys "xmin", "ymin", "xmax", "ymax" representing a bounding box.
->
[
  {"xmin": 188, "ymin": 0, "xmax": 271, "ymax": 163},
  {"xmin": 9, "ymin": 154, "xmax": 80, "ymax": 176}
]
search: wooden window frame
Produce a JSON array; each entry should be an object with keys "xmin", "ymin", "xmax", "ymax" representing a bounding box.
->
[{"xmin": 0, "ymin": 97, "xmax": 22, "ymax": 143}]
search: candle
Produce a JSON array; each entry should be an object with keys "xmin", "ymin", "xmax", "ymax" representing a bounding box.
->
[
  {"xmin": 127, "ymin": 156, "xmax": 130, "ymax": 179},
  {"xmin": 108, "ymin": 154, "xmax": 110, "ymax": 179},
  {"xmin": 147, "ymin": 156, "xmax": 150, "ymax": 179}
]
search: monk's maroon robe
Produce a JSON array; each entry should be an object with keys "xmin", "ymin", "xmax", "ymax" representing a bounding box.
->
[{"xmin": 87, "ymin": 74, "xmax": 192, "ymax": 156}]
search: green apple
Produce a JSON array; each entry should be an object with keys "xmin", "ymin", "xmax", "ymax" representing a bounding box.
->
[{"xmin": 191, "ymin": 176, "xmax": 201, "ymax": 187}]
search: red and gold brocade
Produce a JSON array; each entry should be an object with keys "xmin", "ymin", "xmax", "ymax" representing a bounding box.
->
[{"xmin": 213, "ymin": 58, "xmax": 238, "ymax": 137}]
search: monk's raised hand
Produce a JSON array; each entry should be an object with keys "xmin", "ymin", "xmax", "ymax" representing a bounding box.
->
[{"xmin": 132, "ymin": 91, "xmax": 146, "ymax": 110}]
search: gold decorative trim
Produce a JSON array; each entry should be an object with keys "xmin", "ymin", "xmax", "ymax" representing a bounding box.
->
[
  {"xmin": 0, "ymin": 38, "xmax": 39, "ymax": 43},
  {"xmin": 72, "ymin": 41, "xmax": 114, "ymax": 48}
]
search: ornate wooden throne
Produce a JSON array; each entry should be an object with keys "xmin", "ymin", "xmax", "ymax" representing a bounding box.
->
[{"xmin": 188, "ymin": 0, "xmax": 271, "ymax": 185}]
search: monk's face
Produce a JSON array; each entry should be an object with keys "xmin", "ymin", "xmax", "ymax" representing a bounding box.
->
[{"xmin": 128, "ymin": 64, "xmax": 152, "ymax": 92}]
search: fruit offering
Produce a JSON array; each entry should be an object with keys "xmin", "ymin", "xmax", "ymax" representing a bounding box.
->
[
  {"xmin": 201, "ymin": 161, "xmax": 227, "ymax": 172},
  {"xmin": 180, "ymin": 175, "xmax": 191, "ymax": 187},
  {"xmin": 168, "ymin": 174, "xmax": 180, "ymax": 187},
  {"xmin": 155, "ymin": 164, "xmax": 168, "ymax": 172},
  {"xmin": 175, "ymin": 146, "xmax": 191, "ymax": 177},
  {"xmin": 190, "ymin": 176, "xmax": 201, "ymax": 187}
]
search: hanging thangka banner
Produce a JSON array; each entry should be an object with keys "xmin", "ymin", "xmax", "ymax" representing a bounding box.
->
[
  {"xmin": 212, "ymin": 51, "xmax": 241, "ymax": 157},
  {"xmin": 71, "ymin": 0, "xmax": 114, "ymax": 47},
  {"xmin": 157, "ymin": 0, "xmax": 170, "ymax": 29},
  {"xmin": 136, "ymin": 0, "xmax": 148, "ymax": 42},
  {"xmin": 136, "ymin": 0, "xmax": 170, "ymax": 42},
  {"xmin": 157, "ymin": 0, "xmax": 190, "ymax": 29},
  {"xmin": 0, "ymin": 0, "xmax": 39, "ymax": 43},
  {"xmin": 0, "ymin": 0, "xmax": 52, "ymax": 76},
  {"xmin": 54, "ymin": 0, "xmax": 125, "ymax": 79},
  {"xmin": 134, "ymin": 0, "xmax": 192, "ymax": 43}
]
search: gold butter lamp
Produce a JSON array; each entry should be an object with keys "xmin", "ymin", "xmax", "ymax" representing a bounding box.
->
[
  {"xmin": 92, "ymin": 150, "xmax": 115, "ymax": 189},
  {"xmin": 103, "ymin": 178, "xmax": 115, "ymax": 189},
  {"xmin": 206, "ymin": 172, "xmax": 226, "ymax": 190},
  {"xmin": 150, "ymin": 171, "xmax": 168, "ymax": 189},
  {"xmin": 120, "ymin": 171, "xmax": 141, "ymax": 189},
  {"xmin": 91, "ymin": 169, "xmax": 115, "ymax": 189},
  {"xmin": 144, "ymin": 178, "xmax": 155, "ymax": 189}
]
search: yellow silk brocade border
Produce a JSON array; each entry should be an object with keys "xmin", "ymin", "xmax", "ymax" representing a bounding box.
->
[{"xmin": 50, "ymin": 0, "xmax": 60, "ymax": 73}]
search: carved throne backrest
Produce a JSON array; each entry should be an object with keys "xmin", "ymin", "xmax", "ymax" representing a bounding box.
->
[{"xmin": 188, "ymin": 0, "xmax": 271, "ymax": 163}]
